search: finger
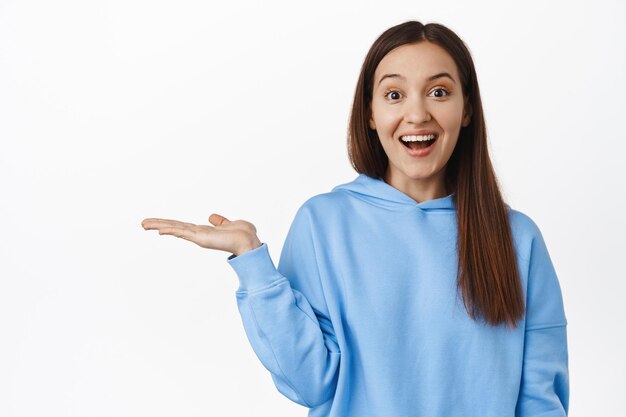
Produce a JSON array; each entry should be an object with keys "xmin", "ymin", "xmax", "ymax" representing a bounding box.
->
[
  {"xmin": 142, "ymin": 218, "xmax": 196, "ymax": 230},
  {"xmin": 208, "ymin": 213, "xmax": 230, "ymax": 226},
  {"xmin": 158, "ymin": 226, "xmax": 197, "ymax": 241},
  {"xmin": 142, "ymin": 218, "xmax": 175, "ymax": 229},
  {"xmin": 143, "ymin": 218, "xmax": 194, "ymax": 226},
  {"xmin": 142, "ymin": 219, "xmax": 176, "ymax": 230}
]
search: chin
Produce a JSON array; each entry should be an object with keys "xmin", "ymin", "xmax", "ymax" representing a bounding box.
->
[
  {"xmin": 404, "ymin": 167, "xmax": 437, "ymax": 179},
  {"xmin": 392, "ymin": 164, "xmax": 444, "ymax": 183}
]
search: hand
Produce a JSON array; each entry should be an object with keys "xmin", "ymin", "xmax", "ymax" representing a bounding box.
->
[{"xmin": 141, "ymin": 213, "xmax": 262, "ymax": 256}]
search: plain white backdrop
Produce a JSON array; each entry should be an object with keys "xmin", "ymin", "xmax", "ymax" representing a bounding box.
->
[{"xmin": 1, "ymin": 0, "xmax": 625, "ymax": 415}]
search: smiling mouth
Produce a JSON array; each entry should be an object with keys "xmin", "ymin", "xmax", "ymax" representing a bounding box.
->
[{"xmin": 399, "ymin": 134, "xmax": 438, "ymax": 151}]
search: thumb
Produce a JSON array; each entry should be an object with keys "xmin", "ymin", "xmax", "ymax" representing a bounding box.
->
[{"xmin": 208, "ymin": 213, "xmax": 231, "ymax": 226}]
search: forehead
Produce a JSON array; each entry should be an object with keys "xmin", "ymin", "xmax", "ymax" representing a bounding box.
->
[{"xmin": 374, "ymin": 41, "xmax": 459, "ymax": 83}]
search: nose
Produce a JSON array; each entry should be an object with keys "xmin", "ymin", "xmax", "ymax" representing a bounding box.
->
[{"xmin": 403, "ymin": 96, "xmax": 431, "ymax": 124}]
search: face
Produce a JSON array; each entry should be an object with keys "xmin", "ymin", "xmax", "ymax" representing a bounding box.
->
[{"xmin": 368, "ymin": 41, "xmax": 472, "ymax": 200}]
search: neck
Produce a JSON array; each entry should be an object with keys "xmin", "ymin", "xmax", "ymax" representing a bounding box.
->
[{"xmin": 384, "ymin": 169, "xmax": 448, "ymax": 203}]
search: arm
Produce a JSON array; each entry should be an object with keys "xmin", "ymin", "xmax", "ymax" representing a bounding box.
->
[
  {"xmin": 227, "ymin": 205, "xmax": 340, "ymax": 408},
  {"xmin": 516, "ymin": 226, "xmax": 569, "ymax": 416}
]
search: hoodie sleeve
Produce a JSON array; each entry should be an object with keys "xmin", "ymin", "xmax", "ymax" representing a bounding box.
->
[
  {"xmin": 516, "ymin": 225, "xmax": 569, "ymax": 417},
  {"xmin": 226, "ymin": 205, "xmax": 340, "ymax": 408}
]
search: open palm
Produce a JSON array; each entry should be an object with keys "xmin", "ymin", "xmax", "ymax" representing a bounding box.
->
[{"xmin": 141, "ymin": 213, "xmax": 262, "ymax": 256}]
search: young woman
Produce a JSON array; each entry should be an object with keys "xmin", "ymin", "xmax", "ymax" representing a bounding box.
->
[{"xmin": 142, "ymin": 20, "xmax": 569, "ymax": 417}]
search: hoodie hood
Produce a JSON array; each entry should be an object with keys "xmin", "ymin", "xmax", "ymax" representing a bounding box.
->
[{"xmin": 331, "ymin": 173, "xmax": 456, "ymax": 211}]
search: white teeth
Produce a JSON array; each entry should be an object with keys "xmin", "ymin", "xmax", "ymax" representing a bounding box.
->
[{"xmin": 400, "ymin": 134, "xmax": 437, "ymax": 142}]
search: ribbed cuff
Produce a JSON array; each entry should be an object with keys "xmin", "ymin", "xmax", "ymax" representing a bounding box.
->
[{"xmin": 226, "ymin": 243, "xmax": 284, "ymax": 292}]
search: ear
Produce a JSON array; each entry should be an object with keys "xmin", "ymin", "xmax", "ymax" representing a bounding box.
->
[
  {"xmin": 462, "ymin": 99, "xmax": 473, "ymax": 127},
  {"xmin": 368, "ymin": 105, "xmax": 376, "ymax": 130}
]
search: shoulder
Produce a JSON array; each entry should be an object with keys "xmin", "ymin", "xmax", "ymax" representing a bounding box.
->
[
  {"xmin": 280, "ymin": 190, "xmax": 350, "ymax": 254},
  {"xmin": 505, "ymin": 205, "xmax": 547, "ymax": 263},
  {"xmin": 506, "ymin": 206, "xmax": 541, "ymax": 238},
  {"xmin": 284, "ymin": 189, "xmax": 356, "ymax": 240},
  {"xmin": 296, "ymin": 189, "xmax": 352, "ymax": 218}
]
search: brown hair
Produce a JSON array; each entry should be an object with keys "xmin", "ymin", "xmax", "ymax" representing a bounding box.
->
[{"xmin": 347, "ymin": 20, "xmax": 525, "ymax": 329}]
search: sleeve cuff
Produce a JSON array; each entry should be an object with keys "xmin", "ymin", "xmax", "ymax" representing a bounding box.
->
[{"xmin": 226, "ymin": 242, "xmax": 285, "ymax": 292}]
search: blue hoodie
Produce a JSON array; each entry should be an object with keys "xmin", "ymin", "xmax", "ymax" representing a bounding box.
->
[{"xmin": 227, "ymin": 173, "xmax": 569, "ymax": 417}]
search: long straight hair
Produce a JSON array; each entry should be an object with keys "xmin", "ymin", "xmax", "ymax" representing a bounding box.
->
[{"xmin": 347, "ymin": 20, "xmax": 525, "ymax": 329}]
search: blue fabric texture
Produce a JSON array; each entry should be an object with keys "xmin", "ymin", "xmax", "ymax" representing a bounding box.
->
[{"xmin": 227, "ymin": 173, "xmax": 569, "ymax": 417}]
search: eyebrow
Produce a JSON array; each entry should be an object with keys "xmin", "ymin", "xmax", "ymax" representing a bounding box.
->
[{"xmin": 377, "ymin": 72, "xmax": 457, "ymax": 87}]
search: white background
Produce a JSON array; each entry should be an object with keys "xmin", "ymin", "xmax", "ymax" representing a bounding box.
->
[{"xmin": 1, "ymin": 0, "xmax": 625, "ymax": 415}]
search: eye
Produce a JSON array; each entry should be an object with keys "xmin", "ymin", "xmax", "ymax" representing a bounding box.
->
[
  {"xmin": 429, "ymin": 88, "xmax": 450, "ymax": 98},
  {"xmin": 383, "ymin": 90, "xmax": 402, "ymax": 101}
]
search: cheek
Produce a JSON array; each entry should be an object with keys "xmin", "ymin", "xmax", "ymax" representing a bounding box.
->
[
  {"xmin": 371, "ymin": 100, "xmax": 396, "ymax": 124},
  {"xmin": 440, "ymin": 131, "xmax": 460, "ymax": 160},
  {"xmin": 439, "ymin": 101, "xmax": 466, "ymax": 128},
  {"xmin": 376, "ymin": 110, "xmax": 400, "ymax": 133}
]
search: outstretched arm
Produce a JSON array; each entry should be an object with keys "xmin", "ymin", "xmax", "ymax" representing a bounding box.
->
[
  {"xmin": 227, "ymin": 205, "xmax": 340, "ymax": 408},
  {"xmin": 142, "ymin": 209, "xmax": 341, "ymax": 407}
]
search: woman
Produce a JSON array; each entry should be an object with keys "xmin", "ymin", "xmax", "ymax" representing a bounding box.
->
[{"xmin": 142, "ymin": 20, "xmax": 569, "ymax": 417}]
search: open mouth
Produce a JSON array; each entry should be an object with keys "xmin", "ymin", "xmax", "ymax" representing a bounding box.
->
[{"xmin": 399, "ymin": 134, "xmax": 438, "ymax": 151}]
